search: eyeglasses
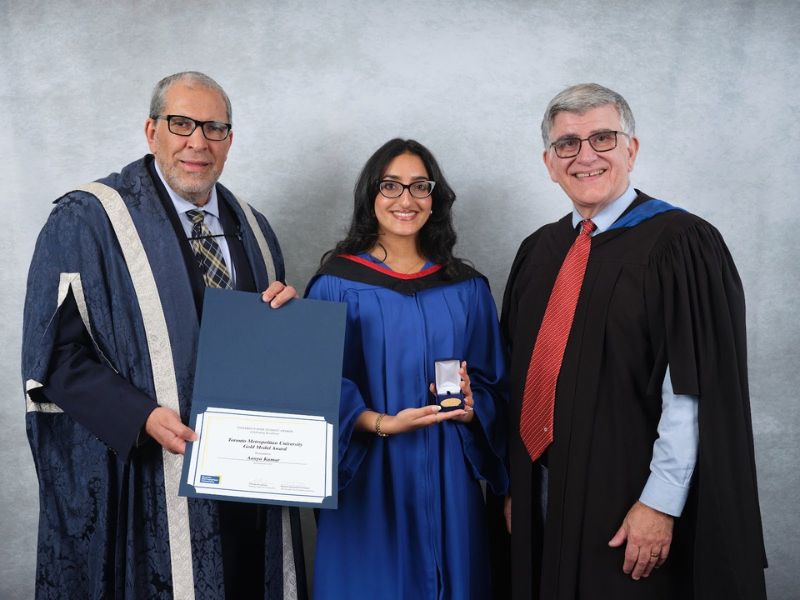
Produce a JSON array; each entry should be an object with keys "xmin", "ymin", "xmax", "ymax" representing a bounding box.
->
[
  {"xmin": 151, "ymin": 114, "xmax": 232, "ymax": 141},
  {"xmin": 550, "ymin": 130, "xmax": 629, "ymax": 159},
  {"xmin": 378, "ymin": 180, "xmax": 436, "ymax": 199}
]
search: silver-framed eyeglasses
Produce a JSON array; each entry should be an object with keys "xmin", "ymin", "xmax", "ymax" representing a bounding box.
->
[
  {"xmin": 151, "ymin": 114, "xmax": 232, "ymax": 141},
  {"xmin": 378, "ymin": 179, "xmax": 436, "ymax": 199},
  {"xmin": 550, "ymin": 130, "xmax": 629, "ymax": 159}
]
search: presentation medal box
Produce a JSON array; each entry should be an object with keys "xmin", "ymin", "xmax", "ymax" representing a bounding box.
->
[{"xmin": 434, "ymin": 358, "xmax": 463, "ymax": 412}]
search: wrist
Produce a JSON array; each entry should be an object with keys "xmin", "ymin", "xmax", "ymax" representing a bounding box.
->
[{"xmin": 375, "ymin": 413, "xmax": 389, "ymax": 437}]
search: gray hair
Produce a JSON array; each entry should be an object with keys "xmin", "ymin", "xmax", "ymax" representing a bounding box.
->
[
  {"xmin": 541, "ymin": 83, "xmax": 635, "ymax": 148},
  {"xmin": 149, "ymin": 71, "xmax": 232, "ymax": 123}
]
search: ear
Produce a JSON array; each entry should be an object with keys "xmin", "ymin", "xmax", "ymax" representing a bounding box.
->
[
  {"xmin": 626, "ymin": 136, "xmax": 640, "ymax": 171},
  {"xmin": 144, "ymin": 118, "xmax": 158, "ymax": 154},
  {"xmin": 542, "ymin": 148, "xmax": 558, "ymax": 183}
]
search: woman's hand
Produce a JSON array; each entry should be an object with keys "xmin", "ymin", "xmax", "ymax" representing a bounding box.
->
[
  {"xmin": 357, "ymin": 404, "xmax": 465, "ymax": 436},
  {"xmin": 379, "ymin": 405, "xmax": 466, "ymax": 435},
  {"xmin": 358, "ymin": 362, "xmax": 476, "ymax": 436},
  {"xmin": 428, "ymin": 361, "xmax": 475, "ymax": 424},
  {"xmin": 452, "ymin": 361, "xmax": 475, "ymax": 423}
]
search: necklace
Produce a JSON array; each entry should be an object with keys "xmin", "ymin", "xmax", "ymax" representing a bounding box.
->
[
  {"xmin": 369, "ymin": 245, "xmax": 426, "ymax": 274},
  {"xmin": 386, "ymin": 258, "xmax": 426, "ymax": 274}
]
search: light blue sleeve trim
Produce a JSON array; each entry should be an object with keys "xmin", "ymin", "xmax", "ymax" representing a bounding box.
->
[{"xmin": 639, "ymin": 366, "xmax": 699, "ymax": 517}]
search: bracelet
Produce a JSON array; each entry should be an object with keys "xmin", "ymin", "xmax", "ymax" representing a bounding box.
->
[{"xmin": 375, "ymin": 413, "xmax": 389, "ymax": 438}]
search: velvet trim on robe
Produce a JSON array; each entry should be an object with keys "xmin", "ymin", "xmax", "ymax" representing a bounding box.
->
[
  {"xmin": 22, "ymin": 156, "xmax": 305, "ymax": 599},
  {"xmin": 306, "ymin": 255, "xmax": 508, "ymax": 599},
  {"xmin": 501, "ymin": 192, "xmax": 767, "ymax": 600}
]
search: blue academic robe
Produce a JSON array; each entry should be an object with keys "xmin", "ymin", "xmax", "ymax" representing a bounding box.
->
[
  {"xmin": 22, "ymin": 156, "xmax": 304, "ymax": 599},
  {"xmin": 306, "ymin": 255, "xmax": 508, "ymax": 600}
]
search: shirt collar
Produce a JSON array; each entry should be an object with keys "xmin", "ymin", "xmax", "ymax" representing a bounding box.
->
[
  {"xmin": 571, "ymin": 183, "xmax": 637, "ymax": 234},
  {"xmin": 153, "ymin": 160, "xmax": 221, "ymax": 219}
]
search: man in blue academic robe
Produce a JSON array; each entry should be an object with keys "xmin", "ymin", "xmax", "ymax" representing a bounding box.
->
[{"xmin": 22, "ymin": 71, "xmax": 307, "ymax": 599}]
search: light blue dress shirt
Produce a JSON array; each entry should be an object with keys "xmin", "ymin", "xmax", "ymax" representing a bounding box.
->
[
  {"xmin": 153, "ymin": 162, "xmax": 236, "ymax": 285},
  {"xmin": 571, "ymin": 184, "xmax": 698, "ymax": 516}
]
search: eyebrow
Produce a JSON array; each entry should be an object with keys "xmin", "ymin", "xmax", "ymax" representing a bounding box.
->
[
  {"xmin": 381, "ymin": 174, "xmax": 429, "ymax": 181},
  {"xmin": 554, "ymin": 128, "xmax": 616, "ymax": 141}
]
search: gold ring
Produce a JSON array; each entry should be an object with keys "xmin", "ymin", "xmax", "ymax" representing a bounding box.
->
[{"xmin": 649, "ymin": 552, "xmax": 660, "ymax": 558}]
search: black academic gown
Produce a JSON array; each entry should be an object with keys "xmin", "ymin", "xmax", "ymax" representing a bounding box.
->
[{"xmin": 501, "ymin": 192, "xmax": 766, "ymax": 600}]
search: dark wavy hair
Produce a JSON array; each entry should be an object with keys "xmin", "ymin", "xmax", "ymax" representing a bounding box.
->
[{"xmin": 324, "ymin": 138, "xmax": 460, "ymax": 274}]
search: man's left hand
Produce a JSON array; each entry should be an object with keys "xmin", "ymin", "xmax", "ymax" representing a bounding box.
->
[
  {"xmin": 608, "ymin": 501, "xmax": 673, "ymax": 580},
  {"xmin": 261, "ymin": 281, "xmax": 298, "ymax": 308}
]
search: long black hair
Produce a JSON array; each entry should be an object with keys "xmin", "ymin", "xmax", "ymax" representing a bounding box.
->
[{"xmin": 324, "ymin": 138, "xmax": 460, "ymax": 274}]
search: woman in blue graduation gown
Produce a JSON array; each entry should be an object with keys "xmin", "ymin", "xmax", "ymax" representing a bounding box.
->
[{"xmin": 306, "ymin": 139, "xmax": 508, "ymax": 599}]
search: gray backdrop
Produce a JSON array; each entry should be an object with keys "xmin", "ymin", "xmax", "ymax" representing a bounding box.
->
[{"xmin": 2, "ymin": 1, "xmax": 798, "ymax": 598}]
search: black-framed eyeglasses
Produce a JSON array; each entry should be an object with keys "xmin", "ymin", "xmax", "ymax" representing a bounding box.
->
[
  {"xmin": 378, "ymin": 179, "xmax": 436, "ymax": 199},
  {"xmin": 550, "ymin": 130, "xmax": 629, "ymax": 159},
  {"xmin": 151, "ymin": 114, "xmax": 232, "ymax": 141}
]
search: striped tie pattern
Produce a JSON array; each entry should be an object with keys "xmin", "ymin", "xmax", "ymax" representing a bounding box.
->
[
  {"xmin": 520, "ymin": 219, "xmax": 596, "ymax": 461},
  {"xmin": 186, "ymin": 209, "xmax": 233, "ymax": 289}
]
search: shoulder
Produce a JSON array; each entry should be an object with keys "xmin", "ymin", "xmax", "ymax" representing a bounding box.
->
[
  {"xmin": 444, "ymin": 259, "xmax": 487, "ymax": 286},
  {"xmin": 47, "ymin": 189, "xmax": 112, "ymax": 233},
  {"xmin": 621, "ymin": 204, "xmax": 740, "ymax": 282},
  {"xmin": 305, "ymin": 273, "xmax": 344, "ymax": 299},
  {"xmin": 517, "ymin": 220, "xmax": 561, "ymax": 253},
  {"xmin": 305, "ymin": 272, "xmax": 385, "ymax": 310},
  {"xmin": 51, "ymin": 156, "xmax": 152, "ymax": 217},
  {"xmin": 504, "ymin": 216, "xmax": 571, "ymax": 292},
  {"xmin": 630, "ymin": 191, "xmax": 718, "ymax": 238},
  {"xmin": 647, "ymin": 208, "xmax": 728, "ymax": 257},
  {"xmin": 512, "ymin": 214, "xmax": 571, "ymax": 262}
]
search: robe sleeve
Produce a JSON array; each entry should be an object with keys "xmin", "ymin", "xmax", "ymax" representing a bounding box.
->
[
  {"xmin": 645, "ymin": 218, "xmax": 749, "ymax": 396},
  {"xmin": 23, "ymin": 195, "xmax": 158, "ymax": 461},
  {"xmin": 305, "ymin": 274, "xmax": 371, "ymax": 490},
  {"xmin": 457, "ymin": 278, "xmax": 509, "ymax": 495},
  {"xmin": 645, "ymin": 218, "xmax": 767, "ymax": 595},
  {"xmin": 34, "ymin": 289, "xmax": 158, "ymax": 459}
]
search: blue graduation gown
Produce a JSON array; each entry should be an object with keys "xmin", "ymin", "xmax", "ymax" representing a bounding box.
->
[{"xmin": 306, "ymin": 255, "xmax": 508, "ymax": 599}]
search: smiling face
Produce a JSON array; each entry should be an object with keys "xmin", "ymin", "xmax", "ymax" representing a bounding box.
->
[
  {"xmin": 374, "ymin": 152, "xmax": 433, "ymax": 243},
  {"xmin": 145, "ymin": 82, "xmax": 232, "ymax": 206},
  {"xmin": 543, "ymin": 104, "xmax": 639, "ymax": 218}
]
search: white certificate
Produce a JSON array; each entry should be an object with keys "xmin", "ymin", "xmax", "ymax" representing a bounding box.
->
[{"xmin": 185, "ymin": 406, "xmax": 334, "ymax": 504}]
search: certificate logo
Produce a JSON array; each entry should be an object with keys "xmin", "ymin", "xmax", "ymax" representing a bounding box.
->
[{"xmin": 200, "ymin": 474, "xmax": 221, "ymax": 484}]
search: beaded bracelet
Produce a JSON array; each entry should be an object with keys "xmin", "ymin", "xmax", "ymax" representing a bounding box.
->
[{"xmin": 375, "ymin": 413, "xmax": 389, "ymax": 437}]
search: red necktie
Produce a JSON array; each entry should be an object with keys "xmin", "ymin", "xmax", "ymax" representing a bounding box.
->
[{"xmin": 520, "ymin": 219, "xmax": 596, "ymax": 461}]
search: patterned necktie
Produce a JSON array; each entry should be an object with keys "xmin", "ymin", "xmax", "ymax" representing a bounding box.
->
[
  {"xmin": 520, "ymin": 219, "xmax": 596, "ymax": 461},
  {"xmin": 186, "ymin": 209, "xmax": 233, "ymax": 289}
]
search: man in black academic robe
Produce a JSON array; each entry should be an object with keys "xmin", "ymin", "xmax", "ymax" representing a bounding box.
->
[
  {"xmin": 500, "ymin": 83, "xmax": 766, "ymax": 599},
  {"xmin": 22, "ymin": 72, "xmax": 306, "ymax": 599}
]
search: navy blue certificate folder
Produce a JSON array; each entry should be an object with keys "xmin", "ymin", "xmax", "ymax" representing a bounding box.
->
[{"xmin": 179, "ymin": 288, "xmax": 346, "ymax": 509}]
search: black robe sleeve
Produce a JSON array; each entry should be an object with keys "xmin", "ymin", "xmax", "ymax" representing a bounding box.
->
[
  {"xmin": 32, "ymin": 289, "xmax": 158, "ymax": 460},
  {"xmin": 646, "ymin": 219, "xmax": 767, "ymax": 599}
]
